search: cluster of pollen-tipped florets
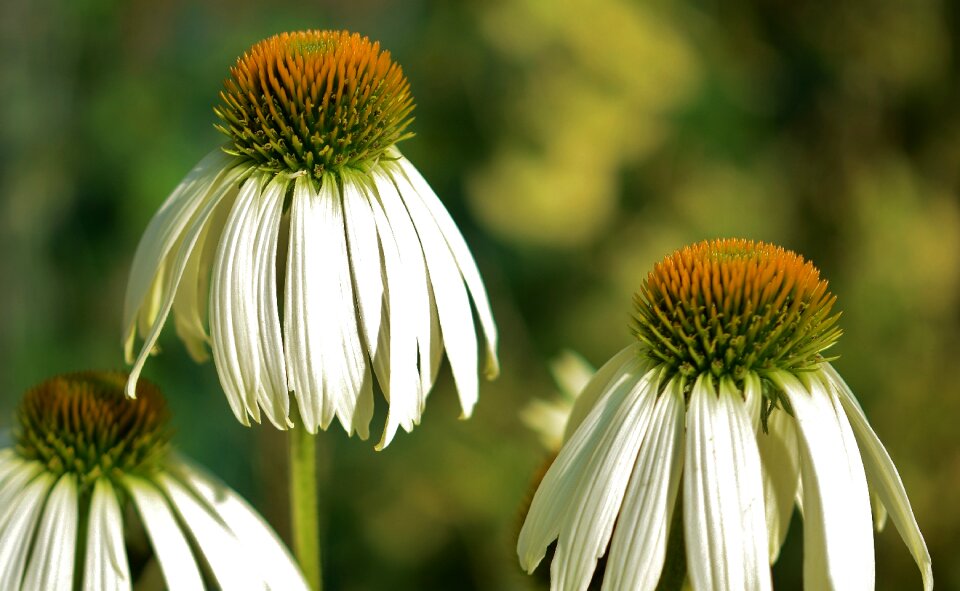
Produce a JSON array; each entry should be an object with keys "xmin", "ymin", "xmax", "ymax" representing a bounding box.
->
[
  {"xmin": 14, "ymin": 371, "xmax": 171, "ymax": 489},
  {"xmin": 215, "ymin": 30, "xmax": 415, "ymax": 179},
  {"xmin": 633, "ymin": 239, "xmax": 842, "ymax": 384}
]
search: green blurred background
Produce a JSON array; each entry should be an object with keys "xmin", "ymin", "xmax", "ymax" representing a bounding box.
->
[{"xmin": 1, "ymin": 0, "xmax": 958, "ymax": 589}]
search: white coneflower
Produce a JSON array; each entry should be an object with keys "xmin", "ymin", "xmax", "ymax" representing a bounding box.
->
[
  {"xmin": 518, "ymin": 239, "xmax": 932, "ymax": 591},
  {"xmin": 122, "ymin": 30, "xmax": 498, "ymax": 448},
  {"xmin": 0, "ymin": 371, "xmax": 307, "ymax": 590}
]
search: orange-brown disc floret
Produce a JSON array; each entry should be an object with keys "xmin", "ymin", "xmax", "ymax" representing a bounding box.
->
[
  {"xmin": 215, "ymin": 30, "xmax": 415, "ymax": 179},
  {"xmin": 633, "ymin": 239, "xmax": 841, "ymax": 383},
  {"xmin": 15, "ymin": 371, "xmax": 172, "ymax": 489}
]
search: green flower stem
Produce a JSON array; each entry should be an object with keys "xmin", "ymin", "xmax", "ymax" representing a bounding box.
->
[{"xmin": 289, "ymin": 426, "xmax": 322, "ymax": 590}]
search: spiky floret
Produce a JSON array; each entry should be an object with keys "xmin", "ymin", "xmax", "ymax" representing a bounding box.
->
[
  {"xmin": 14, "ymin": 371, "xmax": 172, "ymax": 490},
  {"xmin": 214, "ymin": 30, "xmax": 415, "ymax": 180},
  {"xmin": 633, "ymin": 239, "xmax": 842, "ymax": 384}
]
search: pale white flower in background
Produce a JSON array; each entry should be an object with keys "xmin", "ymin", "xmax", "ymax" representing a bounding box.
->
[
  {"xmin": 521, "ymin": 350, "xmax": 594, "ymax": 451},
  {"xmin": 0, "ymin": 371, "xmax": 307, "ymax": 590},
  {"xmin": 518, "ymin": 239, "xmax": 932, "ymax": 591},
  {"xmin": 122, "ymin": 30, "xmax": 498, "ymax": 449}
]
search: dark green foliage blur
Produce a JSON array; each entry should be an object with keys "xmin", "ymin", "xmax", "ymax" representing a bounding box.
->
[{"xmin": 2, "ymin": 0, "xmax": 958, "ymax": 589}]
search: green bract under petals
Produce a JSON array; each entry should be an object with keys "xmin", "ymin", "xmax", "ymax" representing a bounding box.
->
[
  {"xmin": 14, "ymin": 371, "xmax": 171, "ymax": 490},
  {"xmin": 215, "ymin": 30, "xmax": 415, "ymax": 180}
]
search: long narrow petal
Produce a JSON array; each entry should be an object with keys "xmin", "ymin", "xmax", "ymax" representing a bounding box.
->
[
  {"xmin": 171, "ymin": 195, "xmax": 231, "ymax": 363},
  {"xmin": 23, "ymin": 475, "xmax": 78, "ymax": 591},
  {"xmin": 366, "ymin": 178, "xmax": 421, "ymax": 448},
  {"xmin": 0, "ymin": 472, "xmax": 55, "ymax": 589},
  {"xmin": 603, "ymin": 379, "xmax": 685, "ymax": 591},
  {"xmin": 160, "ymin": 473, "xmax": 257, "ymax": 589},
  {"xmin": 210, "ymin": 175, "xmax": 265, "ymax": 425},
  {"xmin": 551, "ymin": 367, "xmax": 661, "ymax": 591},
  {"xmin": 822, "ymin": 366, "xmax": 932, "ymax": 591},
  {"xmin": 373, "ymin": 169, "xmax": 433, "ymax": 415},
  {"xmin": 563, "ymin": 344, "xmax": 644, "ymax": 441},
  {"xmin": 517, "ymin": 357, "xmax": 647, "ymax": 572},
  {"xmin": 171, "ymin": 460, "xmax": 309, "ymax": 591},
  {"xmin": 284, "ymin": 176, "xmax": 326, "ymax": 432},
  {"xmin": 250, "ymin": 176, "xmax": 292, "ymax": 428},
  {"xmin": 123, "ymin": 150, "xmax": 236, "ymax": 361},
  {"xmin": 83, "ymin": 479, "xmax": 131, "ymax": 591},
  {"xmin": 772, "ymin": 370, "xmax": 874, "ymax": 591},
  {"xmin": 126, "ymin": 167, "xmax": 245, "ymax": 399},
  {"xmin": 127, "ymin": 477, "xmax": 203, "ymax": 591},
  {"xmin": 755, "ymin": 401, "xmax": 800, "ymax": 563},
  {"xmin": 394, "ymin": 155, "xmax": 499, "ymax": 379},
  {"xmin": 684, "ymin": 375, "xmax": 771, "ymax": 591},
  {"xmin": 390, "ymin": 167, "xmax": 480, "ymax": 417}
]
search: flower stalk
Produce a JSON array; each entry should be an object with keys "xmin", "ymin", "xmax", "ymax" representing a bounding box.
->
[{"xmin": 289, "ymin": 425, "xmax": 322, "ymax": 590}]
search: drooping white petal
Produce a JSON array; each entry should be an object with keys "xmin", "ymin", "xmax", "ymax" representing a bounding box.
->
[
  {"xmin": 373, "ymin": 169, "xmax": 433, "ymax": 415},
  {"xmin": 342, "ymin": 176, "xmax": 383, "ymax": 435},
  {"xmin": 823, "ymin": 366, "xmax": 932, "ymax": 591},
  {"xmin": 0, "ymin": 471, "xmax": 55, "ymax": 589},
  {"xmin": 83, "ymin": 479, "xmax": 132, "ymax": 591},
  {"xmin": 160, "ymin": 473, "xmax": 258, "ymax": 589},
  {"xmin": 127, "ymin": 477, "xmax": 203, "ymax": 591},
  {"xmin": 755, "ymin": 401, "xmax": 800, "ymax": 563},
  {"xmin": 563, "ymin": 344, "xmax": 644, "ymax": 441},
  {"xmin": 126, "ymin": 168, "xmax": 244, "ymax": 399},
  {"xmin": 871, "ymin": 488, "xmax": 888, "ymax": 532},
  {"xmin": 394, "ymin": 155, "xmax": 499, "ymax": 379},
  {"xmin": 172, "ymin": 459, "xmax": 308, "ymax": 591},
  {"xmin": 551, "ymin": 367, "xmax": 661, "ymax": 591},
  {"xmin": 210, "ymin": 174, "xmax": 266, "ymax": 426},
  {"xmin": 684, "ymin": 375, "xmax": 772, "ymax": 591},
  {"xmin": 772, "ymin": 370, "xmax": 874, "ymax": 591},
  {"xmin": 22, "ymin": 474, "xmax": 78, "ymax": 591},
  {"xmin": 365, "ymin": 178, "xmax": 421, "ymax": 448},
  {"xmin": 603, "ymin": 378, "xmax": 685, "ymax": 591},
  {"xmin": 284, "ymin": 176, "xmax": 326, "ymax": 433},
  {"xmin": 0, "ymin": 458, "xmax": 41, "ymax": 509},
  {"xmin": 389, "ymin": 166, "xmax": 481, "ymax": 417},
  {"xmin": 250, "ymin": 176, "xmax": 292, "ymax": 428},
  {"xmin": 123, "ymin": 150, "xmax": 238, "ymax": 362},
  {"xmin": 517, "ymin": 357, "xmax": 646, "ymax": 572},
  {"xmin": 171, "ymin": 194, "xmax": 231, "ymax": 363}
]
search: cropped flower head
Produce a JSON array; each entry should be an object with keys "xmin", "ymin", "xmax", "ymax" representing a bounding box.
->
[
  {"xmin": 0, "ymin": 371, "xmax": 307, "ymax": 590},
  {"xmin": 122, "ymin": 30, "xmax": 498, "ymax": 448},
  {"xmin": 517, "ymin": 239, "xmax": 932, "ymax": 591}
]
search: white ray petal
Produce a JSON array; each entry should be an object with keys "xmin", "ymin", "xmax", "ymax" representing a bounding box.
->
[
  {"xmin": 123, "ymin": 150, "xmax": 237, "ymax": 361},
  {"xmin": 342, "ymin": 176, "xmax": 383, "ymax": 435},
  {"xmin": 210, "ymin": 175, "xmax": 266, "ymax": 425},
  {"xmin": 171, "ymin": 459, "xmax": 309, "ymax": 591},
  {"xmin": 250, "ymin": 176, "xmax": 292, "ymax": 428},
  {"xmin": 366, "ymin": 178, "xmax": 421, "ymax": 448},
  {"xmin": 127, "ymin": 477, "xmax": 203, "ymax": 591},
  {"xmin": 822, "ymin": 366, "xmax": 932, "ymax": 591},
  {"xmin": 563, "ymin": 344, "xmax": 643, "ymax": 440},
  {"xmin": 0, "ymin": 459, "xmax": 41, "ymax": 509},
  {"xmin": 160, "ymin": 473, "xmax": 258, "ymax": 589},
  {"xmin": 83, "ymin": 479, "xmax": 131, "ymax": 591},
  {"xmin": 125, "ymin": 168, "xmax": 244, "ymax": 399},
  {"xmin": 390, "ymin": 167, "xmax": 481, "ymax": 417},
  {"xmin": 603, "ymin": 379, "xmax": 685, "ymax": 591},
  {"xmin": 373, "ymin": 169, "xmax": 432, "ymax": 414},
  {"xmin": 284, "ymin": 176, "xmax": 325, "ymax": 432},
  {"xmin": 0, "ymin": 471, "xmax": 55, "ymax": 589},
  {"xmin": 23, "ymin": 474, "xmax": 78, "ymax": 591},
  {"xmin": 171, "ymin": 193, "xmax": 230, "ymax": 363},
  {"xmin": 772, "ymin": 370, "xmax": 874, "ymax": 591},
  {"xmin": 394, "ymin": 155, "xmax": 499, "ymax": 379},
  {"xmin": 684, "ymin": 375, "xmax": 771, "ymax": 591},
  {"xmin": 551, "ymin": 367, "xmax": 661, "ymax": 591},
  {"xmin": 516, "ymin": 356, "xmax": 647, "ymax": 574},
  {"xmin": 755, "ymin": 401, "xmax": 800, "ymax": 563}
]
